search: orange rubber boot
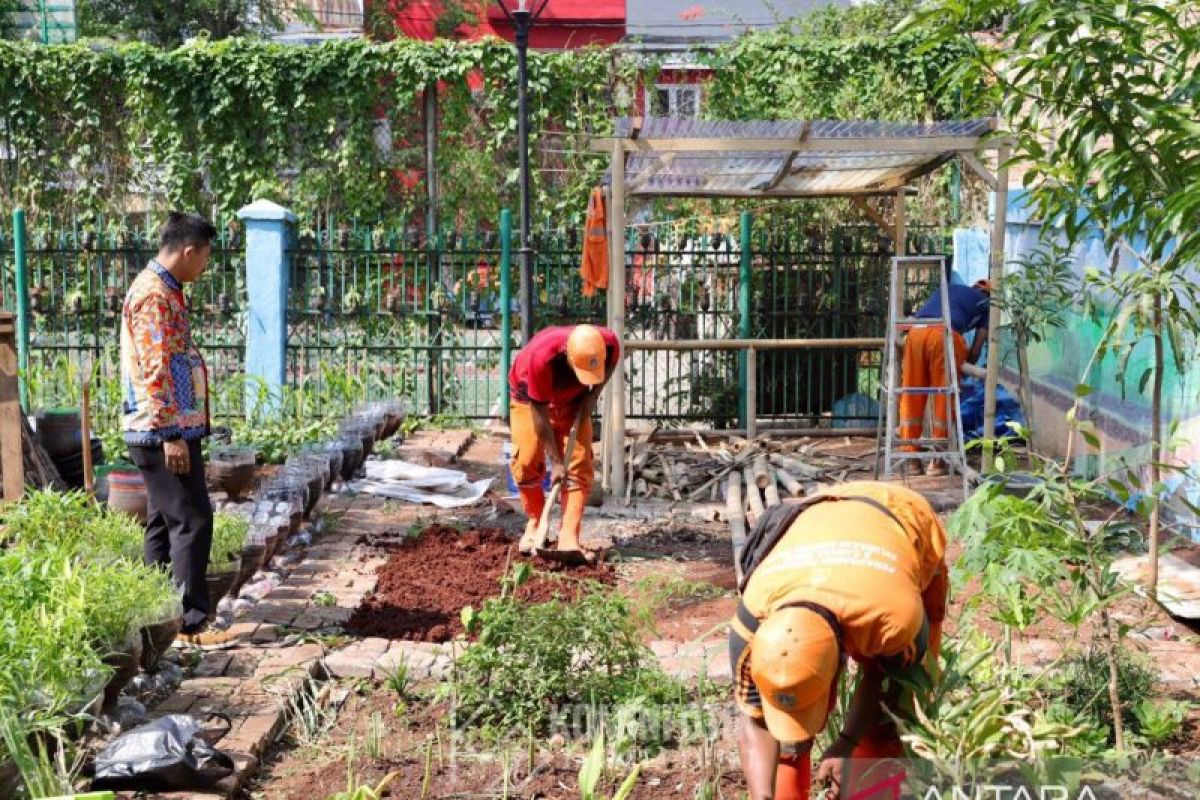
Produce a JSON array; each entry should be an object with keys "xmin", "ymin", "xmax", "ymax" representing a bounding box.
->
[
  {"xmin": 557, "ymin": 488, "xmax": 587, "ymax": 551},
  {"xmin": 774, "ymin": 752, "xmax": 811, "ymax": 800},
  {"xmin": 518, "ymin": 484, "xmax": 546, "ymax": 522}
]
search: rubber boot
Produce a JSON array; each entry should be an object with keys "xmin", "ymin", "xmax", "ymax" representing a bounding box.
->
[
  {"xmin": 557, "ymin": 487, "xmax": 587, "ymax": 551},
  {"xmin": 774, "ymin": 752, "xmax": 811, "ymax": 800},
  {"xmin": 517, "ymin": 485, "xmax": 546, "ymax": 553},
  {"xmin": 843, "ymin": 732, "xmax": 906, "ymax": 800}
]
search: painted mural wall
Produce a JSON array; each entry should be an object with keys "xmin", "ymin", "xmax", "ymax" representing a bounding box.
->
[{"xmin": 956, "ymin": 188, "xmax": 1200, "ymax": 540}]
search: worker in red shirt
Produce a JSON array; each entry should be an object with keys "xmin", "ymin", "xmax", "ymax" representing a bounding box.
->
[{"xmin": 510, "ymin": 324, "xmax": 620, "ymax": 560}]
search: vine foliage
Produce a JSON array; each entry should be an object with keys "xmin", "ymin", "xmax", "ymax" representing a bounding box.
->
[{"xmin": 0, "ymin": 30, "xmax": 969, "ymax": 226}]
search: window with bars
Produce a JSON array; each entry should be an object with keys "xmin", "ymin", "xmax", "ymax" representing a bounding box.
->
[{"xmin": 648, "ymin": 84, "xmax": 702, "ymax": 119}]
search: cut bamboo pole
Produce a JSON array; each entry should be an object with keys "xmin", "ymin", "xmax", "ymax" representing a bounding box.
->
[
  {"xmin": 743, "ymin": 465, "xmax": 764, "ymax": 518},
  {"xmin": 775, "ymin": 467, "xmax": 804, "ymax": 497},
  {"xmin": 770, "ymin": 453, "xmax": 826, "ymax": 479},
  {"xmin": 763, "ymin": 468, "xmax": 781, "ymax": 507},
  {"xmin": 752, "ymin": 454, "xmax": 770, "ymax": 489},
  {"xmin": 660, "ymin": 455, "xmax": 681, "ymax": 501},
  {"xmin": 727, "ymin": 472, "xmax": 747, "ymax": 579},
  {"xmin": 80, "ymin": 378, "xmax": 94, "ymax": 497}
]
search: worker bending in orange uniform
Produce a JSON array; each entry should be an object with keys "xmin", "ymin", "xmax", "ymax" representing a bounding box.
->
[
  {"xmin": 730, "ymin": 481, "xmax": 948, "ymax": 800},
  {"xmin": 899, "ymin": 279, "xmax": 992, "ymax": 476},
  {"xmin": 510, "ymin": 324, "xmax": 619, "ymax": 560}
]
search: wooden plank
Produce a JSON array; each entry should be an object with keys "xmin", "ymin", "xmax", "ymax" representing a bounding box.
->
[
  {"xmin": 606, "ymin": 136, "xmax": 627, "ymax": 498},
  {"xmin": 983, "ymin": 142, "xmax": 1011, "ymax": 472},
  {"xmin": 624, "ymin": 337, "xmax": 885, "ymax": 351},
  {"xmin": 589, "ymin": 136, "xmax": 991, "ymax": 155},
  {"xmin": 0, "ymin": 327, "xmax": 23, "ymax": 501},
  {"xmin": 850, "ymin": 197, "xmax": 893, "ymax": 240},
  {"xmin": 959, "ymin": 151, "xmax": 998, "ymax": 191}
]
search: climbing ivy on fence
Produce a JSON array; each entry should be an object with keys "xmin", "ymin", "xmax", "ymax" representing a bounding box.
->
[{"xmin": 0, "ymin": 30, "xmax": 970, "ymax": 227}]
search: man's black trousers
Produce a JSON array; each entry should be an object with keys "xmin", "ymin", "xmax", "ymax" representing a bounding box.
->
[{"xmin": 130, "ymin": 438, "xmax": 213, "ymax": 632}]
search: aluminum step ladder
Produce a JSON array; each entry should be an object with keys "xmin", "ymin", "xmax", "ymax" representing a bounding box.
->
[{"xmin": 878, "ymin": 256, "xmax": 969, "ymax": 495}]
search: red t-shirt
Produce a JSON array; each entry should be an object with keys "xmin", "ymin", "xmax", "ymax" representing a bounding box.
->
[{"xmin": 509, "ymin": 325, "xmax": 620, "ymax": 407}]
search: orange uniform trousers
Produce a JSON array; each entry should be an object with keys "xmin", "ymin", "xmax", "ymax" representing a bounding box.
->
[
  {"xmin": 898, "ymin": 326, "xmax": 967, "ymax": 452},
  {"xmin": 509, "ymin": 400, "xmax": 593, "ymax": 542}
]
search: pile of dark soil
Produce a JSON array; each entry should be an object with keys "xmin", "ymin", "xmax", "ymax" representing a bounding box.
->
[{"xmin": 347, "ymin": 525, "xmax": 614, "ymax": 642}]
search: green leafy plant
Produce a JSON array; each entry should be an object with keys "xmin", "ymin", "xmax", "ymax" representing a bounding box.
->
[
  {"xmin": 892, "ymin": 633, "xmax": 1099, "ymax": 786},
  {"xmin": 579, "ymin": 729, "xmax": 642, "ymax": 800},
  {"xmin": 1130, "ymin": 699, "xmax": 1190, "ymax": 748},
  {"xmin": 211, "ymin": 511, "xmax": 250, "ymax": 570}
]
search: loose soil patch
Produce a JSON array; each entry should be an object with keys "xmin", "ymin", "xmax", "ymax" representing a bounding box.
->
[{"xmin": 348, "ymin": 525, "xmax": 614, "ymax": 642}]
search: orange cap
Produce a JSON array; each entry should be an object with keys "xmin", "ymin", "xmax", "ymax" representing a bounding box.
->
[
  {"xmin": 750, "ymin": 607, "xmax": 840, "ymax": 745},
  {"xmin": 566, "ymin": 325, "xmax": 607, "ymax": 386}
]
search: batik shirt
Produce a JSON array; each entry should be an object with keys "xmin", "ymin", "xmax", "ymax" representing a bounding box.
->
[{"xmin": 120, "ymin": 262, "xmax": 210, "ymax": 445}]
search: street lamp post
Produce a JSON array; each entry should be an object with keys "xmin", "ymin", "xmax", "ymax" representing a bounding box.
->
[{"xmin": 495, "ymin": 0, "xmax": 548, "ymax": 345}]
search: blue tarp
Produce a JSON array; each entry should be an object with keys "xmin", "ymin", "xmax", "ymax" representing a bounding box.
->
[{"xmin": 960, "ymin": 377, "xmax": 1026, "ymax": 441}]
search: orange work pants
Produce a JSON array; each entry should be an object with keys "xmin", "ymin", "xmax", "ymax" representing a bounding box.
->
[
  {"xmin": 898, "ymin": 326, "xmax": 967, "ymax": 451},
  {"xmin": 509, "ymin": 400, "xmax": 593, "ymax": 548}
]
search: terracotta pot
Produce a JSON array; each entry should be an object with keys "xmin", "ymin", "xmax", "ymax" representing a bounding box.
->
[
  {"xmin": 35, "ymin": 407, "xmax": 81, "ymax": 459},
  {"xmin": 108, "ymin": 468, "xmax": 148, "ymax": 522},
  {"xmin": 206, "ymin": 558, "xmax": 241, "ymax": 604},
  {"xmin": 140, "ymin": 616, "xmax": 182, "ymax": 671}
]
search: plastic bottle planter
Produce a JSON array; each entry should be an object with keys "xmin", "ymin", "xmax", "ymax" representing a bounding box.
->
[
  {"xmin": 206, "ymin": 556, "xmax": 242, "ymax": 606},
  {"xmin": 35, "ymin": 407, "xmax": 82, "ymax": 460},
  {"xmin": 209, "ymin": 445, "xmax": 258, "ymax": 500}
]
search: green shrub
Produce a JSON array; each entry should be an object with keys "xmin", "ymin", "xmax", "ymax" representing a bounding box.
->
[
  {"xmin": 453, "ymin": 579, "xmax": 690, "ymax": 741},
  {"xmin": 1056, "ymin": 644, "xmax": 1159, "ymax": 743}
]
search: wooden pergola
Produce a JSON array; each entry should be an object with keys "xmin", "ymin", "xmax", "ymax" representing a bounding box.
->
[{"xmin": 589, "ymin": 117, "xmax": 1012, "ymax": 498}]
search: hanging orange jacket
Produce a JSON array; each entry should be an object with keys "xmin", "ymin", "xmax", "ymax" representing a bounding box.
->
[{"xmin": 580, "ymin": 187, "xmax": 609, "ymax": 297}]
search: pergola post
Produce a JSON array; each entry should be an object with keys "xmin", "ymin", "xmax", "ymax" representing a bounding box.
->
[
  {"xmin": 982, "ymin": 143, "xmax": 1011, "ymax": 470},
  {"xmin": 606, "ymin": 138, "xmax": 627, "ymax": 498}
]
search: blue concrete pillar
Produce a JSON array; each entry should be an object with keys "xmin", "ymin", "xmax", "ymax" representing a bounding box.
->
[{"xmin": 236, "ymin": 200, "xmax": 295, "ymax": 417}]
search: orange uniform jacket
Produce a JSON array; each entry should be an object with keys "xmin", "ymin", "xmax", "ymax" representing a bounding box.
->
[{"xmin": 580, "ymin": 187, "xmax": 608, "ymax": 297}]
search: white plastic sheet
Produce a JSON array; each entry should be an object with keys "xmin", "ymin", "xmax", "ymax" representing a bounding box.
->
[{"xmin": 348, "ymin": 459, "xmax": 493, "ymax": 508}]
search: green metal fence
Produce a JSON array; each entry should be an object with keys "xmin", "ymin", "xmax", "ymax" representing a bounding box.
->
[
  {"xmin": 1, "ymin": 210, "xmax": 950, "ymax": 427},
  {"xmin": 621, "ymin": 220, "xmax": 951, "ymax": 428},
  {"xmin": 0, "ymin": 215, "xmax": 245, "ymax": 417}
]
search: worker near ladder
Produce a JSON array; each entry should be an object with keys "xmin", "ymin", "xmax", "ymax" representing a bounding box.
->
[
  {"xmin": 510, "ymin": 324, "xmax": 619, "ymax": 559},
  {"xmin": 899, "ymin": 279, "xmax": 993, "ymax": 476},
  {"xmin": 730, "ymin": 481, "xmax": 948, "ymax": 800}
]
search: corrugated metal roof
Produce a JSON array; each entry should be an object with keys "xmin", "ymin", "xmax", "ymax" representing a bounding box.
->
[
  {"xmin": 606, "ymin": 117, "xmax": 994, "ymax": 197},
  {"xmin": 625, "ymin": 0, "xmax": 853, "ymax": 43}
]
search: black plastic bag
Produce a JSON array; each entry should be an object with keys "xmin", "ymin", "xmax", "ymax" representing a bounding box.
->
[{"xmin": 91, "ymin": 713, "xmax": 234, "ymax": 791}]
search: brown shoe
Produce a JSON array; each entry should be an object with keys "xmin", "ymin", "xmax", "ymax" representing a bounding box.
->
[{"xmin": 175, "ymin": 627, "xmax": 237, "ymax": 650}]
